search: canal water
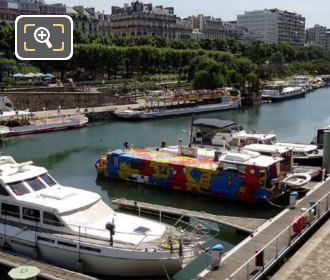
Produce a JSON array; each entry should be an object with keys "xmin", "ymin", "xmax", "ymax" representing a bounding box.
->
[{"xmin": 2, "ymin": 87, "xmax": 330, "ymax": 279}]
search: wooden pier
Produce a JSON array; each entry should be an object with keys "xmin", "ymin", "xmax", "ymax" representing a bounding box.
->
[
  {"xmin": 112, "ymin": 198, "xmax": 266, "ymax": 234},
  {"xmin": 196, "ymin": 179, "xmax": 330, "ymax": 280},
  {"xmin": 0, "ymin": 250, "xmax": 97, "ymax": 280}
]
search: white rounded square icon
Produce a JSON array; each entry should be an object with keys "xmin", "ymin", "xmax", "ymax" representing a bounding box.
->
[{"xmin": 15, "ymin": 15, "xmax": 73, "ymax": 61}]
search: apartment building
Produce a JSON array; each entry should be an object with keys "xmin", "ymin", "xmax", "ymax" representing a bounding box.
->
[
  {"xmin": 306, "ymin": 25, "xmax": 327, "ymax": 48},
  {"xmin": 191, "ymin": 14, "xmax": 255, "ymax": 43},
  {"xmin": 237, "ymin": 9, "xmax": 305, "ymax": 48},
  {"xmin": 111, "ymin": 1, "xmax": 192, "ymax": 40},
  {"xmin": 66, "ymin": 6, "xmax": 111, "ymax": 36},
  {"xmin": 0, "ymin": 0, "xmax": 65, "ymax": 23}
]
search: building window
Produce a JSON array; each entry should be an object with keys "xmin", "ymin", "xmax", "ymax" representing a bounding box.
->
[{"xmin": 1, "ymin": 203, "xmax": 20, "ymax": 218}]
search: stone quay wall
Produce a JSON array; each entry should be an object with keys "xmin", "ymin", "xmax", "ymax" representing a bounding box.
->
[{"xmin": 2, "ymin": 92, "xmax": 130, "ymax": 111}]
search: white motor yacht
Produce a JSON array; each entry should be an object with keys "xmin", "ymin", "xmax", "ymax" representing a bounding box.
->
[{"xmin": 0, "ymin": 156, "xmax": 205, "ymax": 277}]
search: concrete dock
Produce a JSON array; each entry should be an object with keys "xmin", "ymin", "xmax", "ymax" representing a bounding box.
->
[
  {"xmin": 196, "ymin": 179, "xmax": 330, "ymax": 280},
  {"xmin": 33, "ymin": 103, "xmax": 141, "ymax": 122},
  {"xmin": 113, "ymin": 198, "xmax": 266, "ymax": 234},
  {"xmin": 0, "ymin": 250, "xmax": 96, "ymax": 280},
  {"xmin": 272, "ymin": 218, "xmax": 330, "ymax": 280}
]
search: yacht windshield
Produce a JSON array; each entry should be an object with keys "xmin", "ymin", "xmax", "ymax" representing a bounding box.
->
[
  {"xmin": 40, "ymin": 173, "xmax": 57, "ymax": 187},
  {"xmin": 26, "ymin": 177, "xmax": 46, "ymax": 191},
  {"xmin": 7, "ymin": 182, "xmax": 30, "ymax": 196}
]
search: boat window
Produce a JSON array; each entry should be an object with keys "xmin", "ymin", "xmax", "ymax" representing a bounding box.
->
[
  {"xmin": 58, "ymin": 241, "xmax": 76, "ymax": 248},
  {"xmin": 80, "ymin": 245, "xmax": 101, "ymax": 253},
  {"xmin": 25, "ymin": 177, "xmax": 46, "ymax": 191},
  {"xmin": 159, "ymin": 165, "xmax": 168, "ymax": 175},
  {"xmin": 223, "ymin": 163, "xmax": 239, "ymax": 173},
  {"xmin": 7, "ymin": 182, "xmax": 30, "ymax": 196},
  {"xmin": 0, "ymin": 185, "xmax": 10, "ymax": 196},
  {"xmin": 307, "ymin": 150, "xmax": 316, "ymax": 155},
  {"xmin": 113, "ymin": 156, "xmax": 119, "ymax": 168},
  {"xmin": 237, "ymin": 165, "xmax": 246, "ymax": 174},
  {"xmin": 129, "ymin": 161, "xmax": 143, "ymax": 170},
  {"xmin": 43, "ymin": 212, "xmax": 64, "ymax": 227},
  {"xmin": 1, "ymin": 203, "xmax": 20, "ymax": 218},
  {"xmin": 23, "ymin": 207, "xmax": 40, "ymax": 222},
  {"xmin": 39, "ymin": 174, "xmax": 57, "ymax": 187},
  {"xmin": 37, "ymin": 236, "xmax": 55, "ymax": 243}
]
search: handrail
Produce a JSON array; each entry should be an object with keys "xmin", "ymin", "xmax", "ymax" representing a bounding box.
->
[
  {"xmin": 0, "ymin": 207, "xmax": 215, "ymax": 252},
  {"xmin": 227, "ymin": 190, "xmax": 330, "ymax": 280}
]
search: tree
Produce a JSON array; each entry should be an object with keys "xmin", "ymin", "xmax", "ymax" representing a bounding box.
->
[{"xmin": 192, "ymin": 57, "xmax": 223, "ymax": 90}]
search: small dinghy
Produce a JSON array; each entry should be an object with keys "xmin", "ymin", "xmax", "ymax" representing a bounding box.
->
[{"xmin": 283, "ymin": 173, "xmax": 312, "ymax": 190}]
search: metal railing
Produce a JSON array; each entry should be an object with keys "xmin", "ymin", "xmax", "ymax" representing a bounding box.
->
[
  {"xmin": 226, "ymin": 190, "xmax": 330, "ymax": 280},
  {"xmin": 0, "ymin": 207, "xmax": 216, "ymax": 253}
]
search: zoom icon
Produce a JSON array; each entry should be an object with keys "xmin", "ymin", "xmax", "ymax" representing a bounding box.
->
[{"xmin": 15, "ymin": 15, "xmax": 73, "ymax": 61}]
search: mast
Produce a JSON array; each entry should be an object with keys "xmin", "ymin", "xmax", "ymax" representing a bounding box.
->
[{"xmin": 189, "ymin": 114, "xmax": 195, "ymax": 147}]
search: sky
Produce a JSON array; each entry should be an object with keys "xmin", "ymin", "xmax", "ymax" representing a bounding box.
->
[{"xmin": 53, "ymin": 0, "xmax": 330, "ymax": 28}]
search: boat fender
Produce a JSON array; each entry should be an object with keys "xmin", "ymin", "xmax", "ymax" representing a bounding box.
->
[
  {"xmin": 76, "ymin": 259, "xmax": 84, "ymax": 272},
  {"xmin": 33, "ymin": 245, "xmax": 39, "ymax": 259}
]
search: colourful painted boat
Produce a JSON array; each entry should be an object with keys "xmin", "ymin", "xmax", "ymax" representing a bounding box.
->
[{"xmin": 95, "ymin": 146, "xmax": 287, "ymax": 203}]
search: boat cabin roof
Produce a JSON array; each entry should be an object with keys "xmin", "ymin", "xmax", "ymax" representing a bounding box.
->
[
  {"xmin": 110, "ymin": 146, "xmax": 283, "ymax": 169},
  {"xmin": 274, "ymin": 142, "xmax": 318, "ymax": 152},
  {"xmin": 244, "ymin": 144, "xmax": 292, "ymax": 154},
  {"xmin": 234, "ymin": 131, "xmax": 276, "ymax": 141},
  {"xmin": 0, "ymin": 110, "xmax": 33, "ymax": 118},
  {"xmin": 193, "ymin": 119, "xmax": 237, "ymax": 129}
]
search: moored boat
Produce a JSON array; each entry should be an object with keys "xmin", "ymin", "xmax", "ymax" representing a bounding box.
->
[
  {"xmin": 96, "ymin": 144, "xmax": 290, "ymax": 203},
  {"xmin": 0, "ymin": 156, "xmax": 206, "ymax": 277},
  {"xmin": 0, "ymin": 96, "xmax": 88, "ymax": 137},
  {"xmin": 0, "ymin": 114, "xmax": 88, "ymax": 137},
  {"xmin": 261, "ymin": 86, "xmax": 306, "ymax": 102},
  {"xmin": 283, "ymin": 173, "xmax": 312, "ymax": 190},
  {"xmin": 113, "ymin": 88, "xmax": 241, "ymax": 120},
  {"xmin": 191, "ymin": 118, "xmax": 323, "ymax": 167}
]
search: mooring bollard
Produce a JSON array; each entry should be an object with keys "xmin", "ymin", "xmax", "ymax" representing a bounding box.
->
[
  {"xmin": 255, "ymin": 249, "xmax": 264, "ymax": 269},
  {"xmin": 8, "ymin": 266, "xmax": 40, "ymax": 280},
  {"xmin": 322, "ymin": 130, "xmax": 330, "ymax": 174},
  {"xmin": 289, "ymin": 192, "xmax": 299, "ymax": 209},
  {"xmin": 211, "ymin": 243, "xmax": 224, "ymax": 269}
]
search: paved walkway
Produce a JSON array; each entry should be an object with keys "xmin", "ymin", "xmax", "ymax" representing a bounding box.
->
[
  {"xmin": 272, "ymin": 218, "xmax": 330, "ymax": 280},
  {"xmin": 33, "ymin": 103, "xmax": 141, "ymax": 118}
]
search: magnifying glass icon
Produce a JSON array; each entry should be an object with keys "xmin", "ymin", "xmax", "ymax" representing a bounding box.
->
[{"xmin": 34, "ymin": 27, "xmax": 53, "ymax": 49}]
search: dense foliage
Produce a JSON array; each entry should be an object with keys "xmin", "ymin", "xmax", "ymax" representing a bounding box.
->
[{"xmin": 1, "ymin": 24, "xmax": 330, "ymax": 92}]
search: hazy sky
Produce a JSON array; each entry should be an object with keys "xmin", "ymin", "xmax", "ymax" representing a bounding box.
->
[{"xmin": 54, "ymin": 0, "xmax": 330, "ymax": 28}]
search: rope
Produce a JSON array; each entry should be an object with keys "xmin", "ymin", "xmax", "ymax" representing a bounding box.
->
[{"xmin": 262, "ymin": 196, "xmax": 288, "ymax": 208}]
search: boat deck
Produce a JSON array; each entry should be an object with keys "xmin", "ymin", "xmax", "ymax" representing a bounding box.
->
[
  {"xmin": 112, "ymin": 198, "xmax": 266, "ymax": 234},
  {"xmin": 52, "ymin": 225, "xmax": 185, "ymax": 252},
  {"xmin": 198, "ymin": 179, "xmax": 330, "ymax": 280}
]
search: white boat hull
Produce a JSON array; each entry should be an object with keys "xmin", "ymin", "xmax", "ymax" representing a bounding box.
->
[
  {"xmin": 1, "ymin": 115, "xmax": 88, "ymax": 137},
  {"xmin": 114, "ymin": 101, "xmax": 240, "ymax": 120},
  {"xmin": 0, "ymin": 224, "xmax": 195, "ymax": 277},
  {"xmin": 283, "ymin": 173, "xmax": 312, "ymax": 190}
]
